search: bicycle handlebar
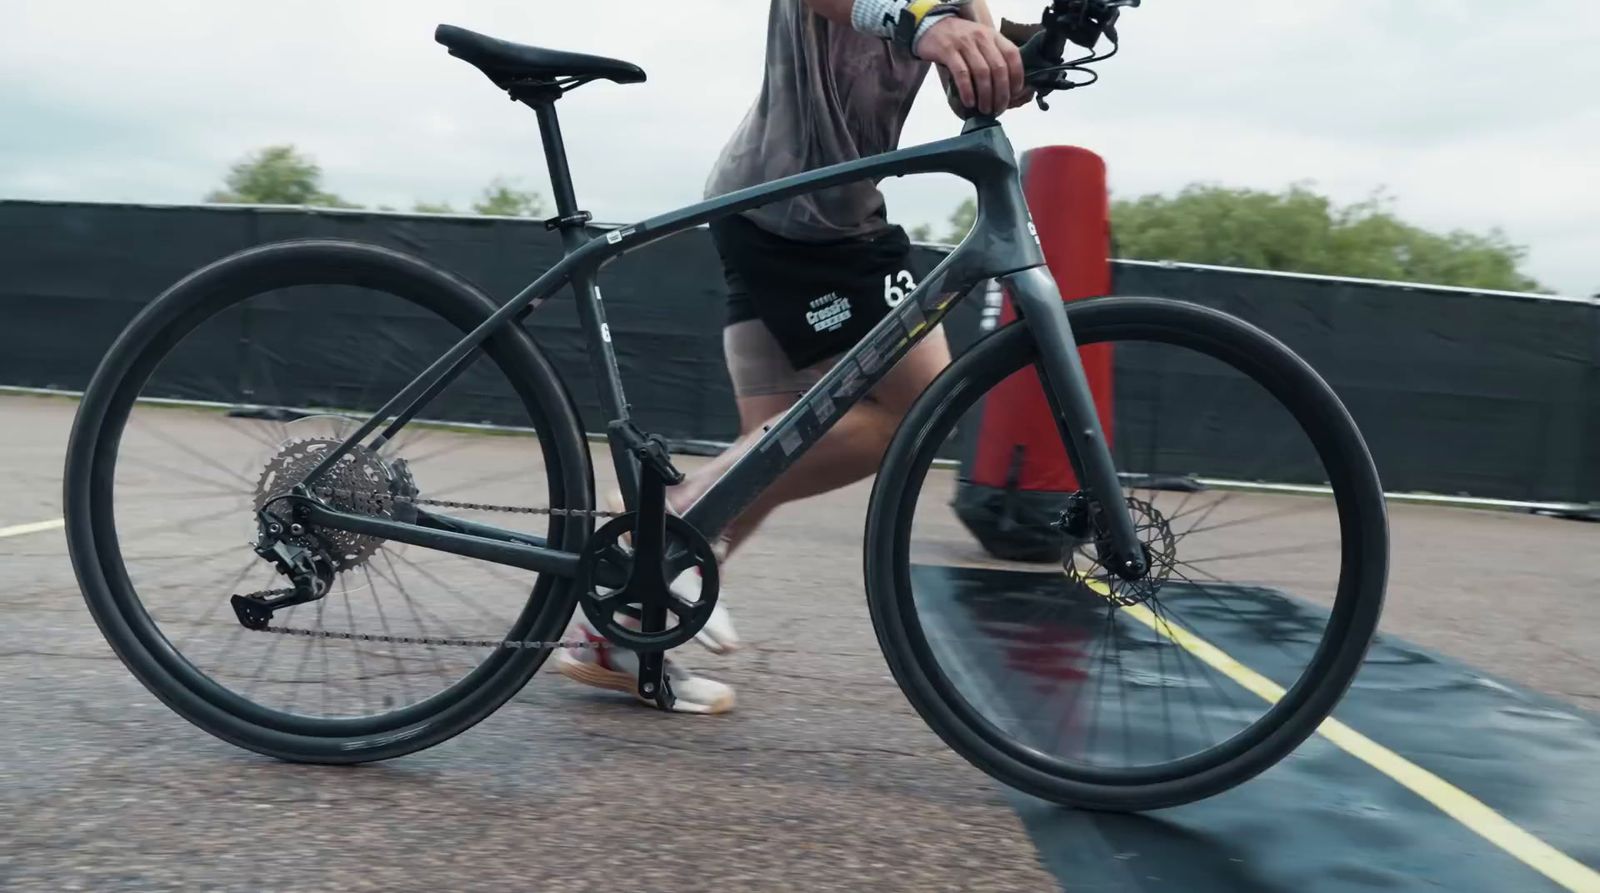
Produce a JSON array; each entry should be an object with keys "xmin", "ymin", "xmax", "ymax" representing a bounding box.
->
[
  {"xmin": 1019, "ymin": 0, "xmax": 1139, "ymax": 103},
  {"xmin": 940, "ymin": 0, "xmax": 1137, "ymax": 118}
]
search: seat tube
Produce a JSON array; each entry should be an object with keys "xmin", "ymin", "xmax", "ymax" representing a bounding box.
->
[
  {"xmin": 1001, "ymin": 266, "xmax": 1146, "ymax": 578},
  {"xmin": 531, "ymin": 99, "xmax": 639, "ymax": 501}
]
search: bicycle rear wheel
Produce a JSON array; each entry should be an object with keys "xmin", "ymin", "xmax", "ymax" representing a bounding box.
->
[
  {"xmin": 866, "ymin": 297, "xmax": 1388, "ymax": 811},
  {"xmin": 64, "ymin": 239, "xmax": 593, "ymax": 763}
]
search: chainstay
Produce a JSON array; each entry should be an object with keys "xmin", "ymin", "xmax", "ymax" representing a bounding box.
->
[{"xmin": 248, "ymin": 488, "xmax": 619, "ymax": 648}]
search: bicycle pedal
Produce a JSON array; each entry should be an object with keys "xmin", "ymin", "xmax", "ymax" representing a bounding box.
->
[{"xmin": 636, "ymin": 650, "xmax": 676, "ymax": 710}]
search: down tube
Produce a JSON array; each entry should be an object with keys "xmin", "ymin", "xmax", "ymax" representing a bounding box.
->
[{"xmin": 682, "ymin": 271, "xmax": 979, "ymax": 543}]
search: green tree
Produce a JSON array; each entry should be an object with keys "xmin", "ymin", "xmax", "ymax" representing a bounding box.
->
[
  {"xmin": 205, "ymin": 145, "xmax": 358, "ymax": 208},
  {"xmin": 471, "ymin": 177, "xmax": 545, "ymax": 217},
  {"xmin": 1107, "ymin": 183, "xmax": 1542, "ymax": 292},
  {"xmin": 909, "ymin": 223, "xmax": 934, "ymax": 242},
  {"xmin": 411, "ymin": 200, "xmax": 457, "ymax": 214},
  {"xmin": 946, "ymin": 197, "xmax": 977, "ymax": 243}
]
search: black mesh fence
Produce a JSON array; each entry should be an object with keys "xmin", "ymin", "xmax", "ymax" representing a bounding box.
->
[{"xmin": 3, "ymin": 199, "xmax": 1594, "ymax": 506}]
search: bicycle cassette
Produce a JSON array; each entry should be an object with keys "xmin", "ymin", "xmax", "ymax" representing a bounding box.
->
[{"xmin": 254, "ymin": 436, "xmax": 418, "ymax": 572}]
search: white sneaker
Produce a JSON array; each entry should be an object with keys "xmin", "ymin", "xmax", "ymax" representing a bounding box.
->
[
  {"xmin": 607, "ymin": 488, "xmax": 742, "ymax": 655},
  {"xmin": 678, "ymin": 563, "xmax": 741, "ymax": 655},
  {"xmin": 554, "ymin": 622, "xmax": 736, "ymax": 715}
]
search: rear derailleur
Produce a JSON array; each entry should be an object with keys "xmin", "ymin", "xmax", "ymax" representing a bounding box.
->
[{"xmin": 230, "ymin": 505, "xmax": 336, "ymax": 631}]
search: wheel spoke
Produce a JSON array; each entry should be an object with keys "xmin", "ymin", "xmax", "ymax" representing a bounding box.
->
[
  {"xmin": 1171, "ymin": 500, "xmax": 1326, "ymax": 542},
  {"xmin": 170, "ymin": 558, "xmax": 261, "ymax": 652},
  {"xmin": 121, "ymin": 453, "xmax": 244, "ymax": 497},
  {"xmin": 376, "ymin": 551, "xmax": 452, "ymax": 682},
  {"xmin": 1165, "ymin": 492, "xmax": 1234, "ymax": 533},
  {"xmin": 1080, "ymin": 601, "xmax": 1120, "ymax": 761},
  {"xmin": 246, "ymin": 348, "xmax": 294, "ymax": 445},
  {"xmin": 1176, "ymin": 540, "xmax": 1339, "ymax": 566},
  {"xmin": 381, "ymin": 547, "xmax": 506, "ymax": 627},
  {"xmin": 1147, "ymin": 594, "xmax": 1231, "ymax": 743},
  {"xmin": 341, "ymin": 577, "xmax": 372, "ymax": 713},
  {"xmin": 1160, "ymin": 563, "xmax": 1307, "ymax": 666},
  {"xmin": 221, "ymin": 417, "xmax": 281, "ymax": 450},
  {"xmin": 363, "ymin": 564, "xmax": 415, "ymax": 704},
  {"xmin": 132, "ymin": 416, "xmax": 255, "ymax": 489},
  {"xmin": 401, "ymin": 434, "xmax": 482, "ymax": 467}
]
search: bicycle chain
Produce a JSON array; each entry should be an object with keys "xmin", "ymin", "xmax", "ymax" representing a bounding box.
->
[
  {"xmin": 251, "ymin": 612, "xmax": 600, "ymax": 650},
  {"xmin": 314, "ymin": 486, "xmax": 625, "ymax": 520},
  {"xmin": 245, "ymin": 487, "xmax": 624, "ymax": 649}
]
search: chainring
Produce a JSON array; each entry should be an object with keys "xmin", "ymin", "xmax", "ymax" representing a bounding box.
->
[
  {"xmin": 576, "ymin": 513, "xmax": 721, "ymax": 653},
  {"xmin": 254, "ymin": 437, "xmax": 416, "ymax": 572}
]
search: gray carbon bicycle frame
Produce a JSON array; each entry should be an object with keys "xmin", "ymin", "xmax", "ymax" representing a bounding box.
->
[{"xmin": 297, "ymin": 114, "xmax": 1144, "ymax": 580}]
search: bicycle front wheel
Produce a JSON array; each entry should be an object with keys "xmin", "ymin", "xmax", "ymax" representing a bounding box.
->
[
  {"xmin": 64, "ymin": 239, "xmax": 593, "ymax": 764},
  {"xmin": 866, "ymin": 297, "xmax": 1388, "ymax": 811}
]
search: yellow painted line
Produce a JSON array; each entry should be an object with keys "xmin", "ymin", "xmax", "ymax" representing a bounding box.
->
[
  {"xmin": 0, "ymin": 518, "xmax": 65, "ymax": 539},
  {"xmin": 1086, "ymin": 579, "xmax": 1600, "ymax": 892}
]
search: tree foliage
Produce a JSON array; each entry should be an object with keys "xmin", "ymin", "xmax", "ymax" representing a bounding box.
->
[
  {"xmin": 206, "ymin": 146, "xmax": 549, "ymax": 220},
  {"xmin": 471, "ymin": 177, "xmax": 545, "ymax": 217},
  {"xmin": 1110, "ymin": 184, "xmax": 1542, "ymax": 292},
  {"xmin": 945, "ymin": 197, "xmax": 977, "ymax": 243},
  {"xmin": 204, "ymin": 145, "xmax": 358, "ymax": 208},
  {"xmin": 929, "ymin": 183, "xmax": 1543, "ymax": 292}
]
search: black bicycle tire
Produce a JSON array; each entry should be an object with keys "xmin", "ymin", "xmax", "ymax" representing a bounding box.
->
[
  {"xmin": 64, "ymin": 238, "xmax": 595, "ymax": 764},
  {"xmin": 864, "ymin": 296, "xmax": 1388, "ymax": 811}
]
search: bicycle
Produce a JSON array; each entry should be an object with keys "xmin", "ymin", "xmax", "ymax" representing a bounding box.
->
[{"xmin": 64, "ymin": 0, "xmax": 1388, "ymax": 812}]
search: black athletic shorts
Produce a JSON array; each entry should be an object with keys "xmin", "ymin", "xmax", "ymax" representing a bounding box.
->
[{"xmin": 709, "ymin": 214, "xmax": 935, "ymax": 371}]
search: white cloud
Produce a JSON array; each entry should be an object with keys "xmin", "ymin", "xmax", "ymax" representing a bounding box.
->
[{"xmin": 2, "ymin": 0, "xmax": 1595, "ymax": 294}]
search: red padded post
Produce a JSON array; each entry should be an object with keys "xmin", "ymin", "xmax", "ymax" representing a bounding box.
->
[{"xmin": 968, "ymin": 146, "xmax": 1115, "ymax": 492}]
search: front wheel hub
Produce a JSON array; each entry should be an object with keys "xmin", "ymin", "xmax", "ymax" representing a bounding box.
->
[{"xmin": 1064, "ymin": 495, "xmax": 1175, "ymax": 606}]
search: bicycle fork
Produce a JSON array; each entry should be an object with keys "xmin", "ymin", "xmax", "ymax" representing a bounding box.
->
[{"xmin": 1000, "ymin": 266, "xmax": 1147, "ymax": 581}]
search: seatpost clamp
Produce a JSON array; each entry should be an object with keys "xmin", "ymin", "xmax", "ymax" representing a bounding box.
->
[{"xmin": 543, "ymin": 210, "xmax": 593, "ymax": 231}]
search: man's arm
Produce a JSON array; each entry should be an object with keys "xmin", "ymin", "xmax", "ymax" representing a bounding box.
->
[{"xmin": 802, "ymin": 0, "xmax": 1024, "ymax": 116}]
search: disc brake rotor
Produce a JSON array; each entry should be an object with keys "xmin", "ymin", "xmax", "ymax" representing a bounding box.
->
[{"xmin": 1066, "ymin": 495, "xmax": 1176, "ymax": 606}]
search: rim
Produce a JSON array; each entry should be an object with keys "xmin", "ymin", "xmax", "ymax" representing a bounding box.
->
[
  {"xmin": 888, "ymin": 312, "xmax": 1381, "ymax": 786},
  {"xmin": 76, "ymin": 248, "xmax": 580, "ymax": 736}
]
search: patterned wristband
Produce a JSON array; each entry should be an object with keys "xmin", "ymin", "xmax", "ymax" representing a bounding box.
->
[{"xmin": 851, "ymin": 0, "xmax": 970, "ymax": 53}]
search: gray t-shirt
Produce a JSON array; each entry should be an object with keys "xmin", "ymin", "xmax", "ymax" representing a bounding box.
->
[{"xmin": 704, "ymin": 0, "xmax": 931, "ymax": 242}]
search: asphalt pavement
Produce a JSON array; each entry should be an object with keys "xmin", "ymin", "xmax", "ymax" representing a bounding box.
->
[{"xmin": 2, "ymin": 392, "xmax": 1597, "ymax": 892}]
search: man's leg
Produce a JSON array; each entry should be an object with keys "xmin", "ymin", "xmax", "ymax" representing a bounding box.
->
[
  {"xmin": 556, "ymin": 320, "xmax": 951, "ymax": 711},
  {"xmin": 670, "ymin": 321, "xmax": 952, "ymax": 554}
]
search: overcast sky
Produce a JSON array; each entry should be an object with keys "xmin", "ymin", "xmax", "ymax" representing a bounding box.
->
[{"xmin": 4, "ymin": 1, "xmax": 1596, "ymax": 295}]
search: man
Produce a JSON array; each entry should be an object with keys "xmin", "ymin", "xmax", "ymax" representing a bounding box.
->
[{"xmin": 557, "ymin": 0, "xmax": 1027, "ymax": 713}]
